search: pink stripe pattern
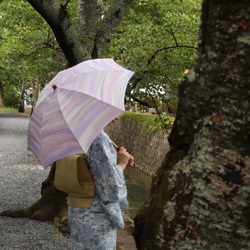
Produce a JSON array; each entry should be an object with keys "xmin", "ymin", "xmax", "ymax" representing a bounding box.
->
[{"xmin": 28, "ymin": 58, "xmax": 134, "ymax": 168}]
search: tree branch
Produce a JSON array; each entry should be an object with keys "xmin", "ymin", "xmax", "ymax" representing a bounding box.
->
[
  {"xmin": 22, "ymin": 43, "xmax": 62, "ymax": 59},
  {"xmin": 170, "ymin": 29, "xmax": 178, "ymax": 46},
  {"xmin": 26, "ymin": 0, "xmax": 89, "ymax": 66},
  {"xmin": 93, "ymin": 0, "xmax": 134, "ymax": 58},
  {"xmin": 77, "ymin": 0, "xmax": 97, "ymax": 55},
  {"xmin": 147, "ymin": 91, "xmax": 169, "ymax": 132},
  {"xmin": 128, "ymin": 93, "xmax": 152, "ymax": 108},
  {"xmin": 147, "ymin": 45, "xmax": 198, "ymax": 66},
  {"xmin": 62, "ymin": 0, "xmax": 71, "ymax": 8}
]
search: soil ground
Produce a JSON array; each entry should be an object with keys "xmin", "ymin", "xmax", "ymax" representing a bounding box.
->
[{"xmin": 117, "ymin": 212, "xmax": 137, "ymax": 249}]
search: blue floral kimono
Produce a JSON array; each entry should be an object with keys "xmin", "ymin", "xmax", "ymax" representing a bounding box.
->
[{"xmin": 68, "ymin": 130, "xmax": 128, "ymax": 250}]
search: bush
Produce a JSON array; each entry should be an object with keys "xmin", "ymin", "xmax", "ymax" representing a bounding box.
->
[{"xmin": 4, "ymin": 91, "xmax": 19, "ymax": 108}]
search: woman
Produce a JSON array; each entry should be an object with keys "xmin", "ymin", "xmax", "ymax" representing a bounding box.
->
[{"xmin": 68, "ymin": 117, "xmax": 134, "ymax": 249}]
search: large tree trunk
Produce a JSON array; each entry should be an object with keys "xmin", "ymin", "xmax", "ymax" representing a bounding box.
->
[
  {"xmin": 18, "ymin": 84, "xmax": 25, "ymax": 113},
  {"xmin": 134, "ymin": 0, "xmax": 250, "ymax": 249},
  {"xmin": 27, "ymin": 0, "xmax": 133, "ymax": 66},
  {"xmin": 0, "ymin": 164, "xmax": 68, "ymax": 224}
]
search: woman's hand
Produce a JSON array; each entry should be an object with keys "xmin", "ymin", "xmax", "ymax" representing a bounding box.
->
[{"xmin": 117, "ymin": 146, "xmax": 134, "ymax": 170}]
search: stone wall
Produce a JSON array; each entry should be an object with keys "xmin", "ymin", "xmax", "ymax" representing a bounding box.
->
[{"xmin": 104, "ymin": 115, "xmax": 170, "ymax": 176}]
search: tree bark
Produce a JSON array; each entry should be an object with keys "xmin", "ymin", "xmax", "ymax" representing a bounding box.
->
[
  {"xmin": 26, "ymin": 0, "xmax": 133, "ymax": 66},
  {"xmin": 26, "ymin": 0, "xmax": 90, "ymax": 66},
  {"xmin": 134, "ymin": 0, "xmax": 250, "ymax": 249},
  {"xmin": 92, "ymin": 0, "xmax": 133, "ymax": 58},
  {"xmin": 77, "ymin": 0, "xmax": 97, "ymax": 56},
  {"xmin": 0, "ymin": 164, "xmax": 68, "ymax": 222},
  {"xmin": 18, "ymin": 84, "xmax": 25, "ymax": 113}
]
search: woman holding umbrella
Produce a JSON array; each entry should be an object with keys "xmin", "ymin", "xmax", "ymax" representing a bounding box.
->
[
  {"xmin": 28, "ymin": 58, "xmax": 135, "ymax": 249},
  {"xmin": 67, "ymin": 117, "xmax": 134, "ymax": 250}
]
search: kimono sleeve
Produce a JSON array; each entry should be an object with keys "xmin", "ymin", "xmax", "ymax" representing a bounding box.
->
[{"xmin": 87, "ymin": 132, "xmax": 128, "ymax": 204}]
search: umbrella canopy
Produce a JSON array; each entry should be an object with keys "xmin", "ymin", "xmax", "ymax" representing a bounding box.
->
[{"xmin": 28, "ymin": 58, "xmax": 134, "ymax": 168}]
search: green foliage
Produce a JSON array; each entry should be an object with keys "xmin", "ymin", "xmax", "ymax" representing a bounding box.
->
[
  {"xmin": 121, "ymin": 112, "xmax": 175, "ymax": 133},
  {"xmin": 0, "ymin": 0, "xmax": 66, "ymax": 106},
  {"xmin": 166, "ymin": 97, "xmax": 179, "ymax": 114},
  {"xmin": 104, "ymin": 0, "xmax": 201, "ymax": 114},
  {"xmin": 153, "ymin": 114, "xmax": 175, "ymax": 131},
  {"xmin": 0, "ymin": 106, "xmax": 18, "ymax": 112},
  {"xmin": 3, "ymin": 89, "xmax": 19, "ymax": 108},
  {"xmin": 1, "ymin": 0, "xmax": 201, "ymax": 117}
]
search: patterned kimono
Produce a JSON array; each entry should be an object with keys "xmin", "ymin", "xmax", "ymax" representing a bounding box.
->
[{"xmin": 68, "ymin": 130, "xmax": 128, "ymax": 250}]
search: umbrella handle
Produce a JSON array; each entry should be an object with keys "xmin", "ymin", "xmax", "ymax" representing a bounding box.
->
[
  {"xmin": 111, "ymin": 140, "xmax": 133, "ymax": 168},
  {"xmin": 111, "ymin": 140, "xmax": 119, "ymax": 149}
]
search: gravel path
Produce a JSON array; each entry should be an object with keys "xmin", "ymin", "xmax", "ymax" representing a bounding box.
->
[{"xmin": 0, "ymin": 112, "xmax": 73, "ymax": 250}]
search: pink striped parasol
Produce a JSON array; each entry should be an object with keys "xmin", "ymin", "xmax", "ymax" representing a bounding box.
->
[{"xmin": 27, "ymin": 58, "xmax": 134, "ymax": 168}]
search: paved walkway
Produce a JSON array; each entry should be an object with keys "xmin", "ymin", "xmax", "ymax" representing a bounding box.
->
[
  {"xmin": 0, "ymin": 112, "xmax": 137, "ymax": 249},
  {"xmin": 0, "ymin": 112, "xmax": 73, "ymax": 249}
]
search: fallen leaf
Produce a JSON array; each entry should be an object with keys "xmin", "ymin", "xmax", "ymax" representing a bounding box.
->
[
  {"xmin": 238, "ymin": 19, "xmax": 247, "ymax": 30},
  {"xmin": 212, "ymin": 112, "xmax": 225, "ymax": 123}
]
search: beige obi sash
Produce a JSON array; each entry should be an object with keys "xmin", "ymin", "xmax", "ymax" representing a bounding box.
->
[{"xmin": 54, "ymin": 154, "xmax": 96, "ymax": 208}]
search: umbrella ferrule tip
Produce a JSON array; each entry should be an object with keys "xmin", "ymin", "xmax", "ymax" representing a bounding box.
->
[{"xmin": 52, "ymin": 85, "xmax": 57, "ymax": 90}]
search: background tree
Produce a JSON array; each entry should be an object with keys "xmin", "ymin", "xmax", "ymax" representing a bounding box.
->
[
  {"xmin": 0, "ymin": 0, "xmax": 64, "ymax": 110},
  {"xmin": 1, "ymin": 0, "xmax": 200, "ymax": 115},
  {"xmin": 104, "ymin": 0, "xmax": 200, "ymax": 114},
  {"xmin": 134, "ymin": 0, "xmax": 250, "ymax": 249},
  {"xmin": 25, "ymin": 0, "xmax": 133, "ymax": 66}
]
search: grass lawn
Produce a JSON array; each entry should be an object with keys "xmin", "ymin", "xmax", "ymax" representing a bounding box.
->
[
  {"xmin": 0, "ymin": 106, "xmax": 30, "ymax": 116},
  {"xmin": 0, "ymin": 106, "xmax": 18, "ymax": 112}
]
